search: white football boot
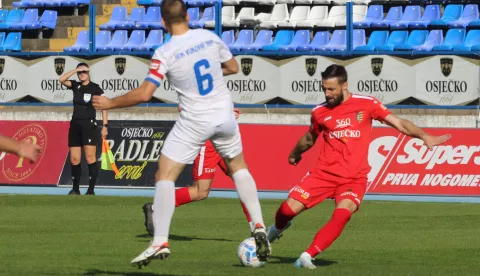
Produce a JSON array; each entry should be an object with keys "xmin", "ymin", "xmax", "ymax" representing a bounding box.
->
[{"xmin": 130, "ymin": 242, "xmax": 170, "ymax": 269}]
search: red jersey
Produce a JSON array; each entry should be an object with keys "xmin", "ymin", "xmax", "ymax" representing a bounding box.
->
[{"xmin": 309, "ymin": 94, "xmax": 391, "ymax": 181}]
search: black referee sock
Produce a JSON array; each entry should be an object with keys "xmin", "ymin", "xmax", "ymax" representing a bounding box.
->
[
  {"xmin": 71, "ymin": 164, "xmax": 81, "ymax": 192},
  {"xmin": 88, "ymin": 162, "xmax": 98, "ymax": 191}
]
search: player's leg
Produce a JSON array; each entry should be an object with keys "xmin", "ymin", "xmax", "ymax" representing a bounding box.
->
[
  {"xmin": 267, "ymin": 197, "xmax": 305, "ymax": 243},
  {"xmin": 68, "ymin": 120, "xmax": 82, "ymax": 195}
]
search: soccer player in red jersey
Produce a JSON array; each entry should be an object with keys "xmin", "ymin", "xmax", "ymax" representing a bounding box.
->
[
  {"xmin": 267, "ymin": 64, "xmax": 452, "ymax": 269},
  {"xmin": 143, "ymin": 107, "xmax": 253, "ymax": 236}
]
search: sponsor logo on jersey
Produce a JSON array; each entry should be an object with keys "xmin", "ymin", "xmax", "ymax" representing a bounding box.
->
[
  {"xmin": 115, "ymin": 57, "xmax": 126, "ymax": 75},
  {"xmin": 440, "ymin": 58, "xmax": 453, "ymax": 77},
  {"xmin": 54, "ymin": 58, "xmax": 65, "ymax": 76},
  {"xmin": 240, "ymin": 58, "xmax": 252, "ymax": 76},
  {"xmin": 292, "ymin": 186, "xmax": 310, "ymax": 199},
  {"xmin": 335, "ymin": 118, "xmax": 353, "ymax": 129},
  {"xmin": 305, "ymin": 58, "xmax": 317, "ymax": 77}
]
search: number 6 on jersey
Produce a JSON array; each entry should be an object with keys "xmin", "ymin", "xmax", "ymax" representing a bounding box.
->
[{"xmin": 194, "ymin": 59, "xmax": 213, "ymax": 96}]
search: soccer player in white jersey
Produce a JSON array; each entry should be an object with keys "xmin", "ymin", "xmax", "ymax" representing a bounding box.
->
[{"xmin": 92, "ymin": 0, "xmax": 270, "ymax": 268}]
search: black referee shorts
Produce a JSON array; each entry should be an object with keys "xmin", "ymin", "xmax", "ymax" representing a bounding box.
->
[{"xmin": 68, "ymin": 119, "xmax": 98, "ymax": 147}]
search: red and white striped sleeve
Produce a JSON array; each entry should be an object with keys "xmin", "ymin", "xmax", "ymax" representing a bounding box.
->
[{"xmin": 145, "ymin": 51, "xmax": 168, "ymax": 87}]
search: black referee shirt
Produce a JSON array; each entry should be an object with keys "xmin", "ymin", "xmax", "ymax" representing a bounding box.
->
[{"xmin": 69, "ymin": 80, "xmax": 104, "ymax": 120}]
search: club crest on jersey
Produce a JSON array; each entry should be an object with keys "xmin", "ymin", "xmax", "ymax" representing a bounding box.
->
[
  {"xmin": 0, "ymin": 58, "xmax": 4, "ymax": 75},
  {"xmin": 54, "ymin": 58, "xmax": 65, "ymax": 76},
  {"xmin": 83, "ymin": 93, "xmax": 92, "ymax": 103},
  {"xmin": 241, "ymin": 58, "xmax": 252, "ymax": 76},
  {"xmin": 440, "ymin": 58, "xmax": 453, "ymax": 77},
  {"xmin": 115, "ymin": 57, "xmax": 126, "ymax": 75},
  {"xmin": 305, "ymin": 58, "xmax": 317, "ymax": 77},
  {"xmin": 371, "ymin": 58, "xmax": 383, "ymax": 76},
  {"xmin": 356, "ymin": 111, "xmax": 364, "ymax": 123}
]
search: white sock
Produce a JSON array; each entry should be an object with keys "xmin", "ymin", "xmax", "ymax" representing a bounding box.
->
[
  {"xmin": 151, "ymin": 204, "xmax": 155, "ymax": 211},
  {"xmin": 249, "ymin": 221, "xmax": 255, "ymax": 233},
  {"xmin": 232, "ymin": 169, "xmax": 265, "ymax": 228},
  {"xmin": 152, "ymin": 180, "xmax": 175, "ymax": 247}
]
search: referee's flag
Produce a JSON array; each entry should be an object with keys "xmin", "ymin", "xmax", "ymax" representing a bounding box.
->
[{"xmin": 101, "ymin": 138, "xmax": 119, "ymax": 176}]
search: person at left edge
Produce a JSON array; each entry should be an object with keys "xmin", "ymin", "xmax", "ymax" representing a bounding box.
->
[{"xmin": 59, "ymin": 63, "xmax": 108, "ymax": 196}]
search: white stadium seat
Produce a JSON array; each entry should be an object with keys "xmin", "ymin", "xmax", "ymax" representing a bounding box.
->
[
  {"xmin": 332, "ymin": 0, "xmax": 346, "ymax": 5},
  {"xmin": 315, "ymin": 6, "xmax": 345, "ymax": 27},
  {"xmin": 295, "ymin": 0, "xmax": 312, "ymax": 4},
  {"xmin": 276, "ymin": 0, "xmax": 294, "ymax": 5},
  {"xmin": 259, "ymin": 0, "xmax": 276, "ymax": 5},
  {"xmin": 353, "ymin": 0, "xmax": 370, "ymax": 4},
  {"xmin": 277, "ymin": 6, "xmax": 310, "ymax": 28},
  {"xmin": 296, "ymin": 6, "xmax": 328, "ymax": 28},
  {"xmin": 205, "ymin": 6, "xmax": 235, "ymax": 28},
  {"xmin": 335, "ymin": 5, "xmax": 367, "ymax": 27},
  {"xmin": 224, "ymin": 7, "xmax": 255, "ymax": 27},
  {"xmin": 222, "ymin": 0, "xmax": 241, "ymax": 5},
  {"xmin": 259, "ymin": 4, "xmax": 289, "ymax": 29}
]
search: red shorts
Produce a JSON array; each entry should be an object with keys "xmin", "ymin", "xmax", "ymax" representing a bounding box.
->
[
  {"xmin": 192, "ymin": 140, "xmax": 228, "ymax": 181},
  {"xmin": 288, "ymin": 171, "xmax": 367, "ymax": 209}
]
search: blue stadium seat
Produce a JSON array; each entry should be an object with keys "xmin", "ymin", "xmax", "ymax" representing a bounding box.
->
[
  {"xmin": 114, "ymin": 7, "xmax": 144, "ymax": 30},
  {"xmin": 262, "ymin": 30, "xmax": 294, "ymax": 51},
  {"xmin": 10, "ymin": 9, "xmax": 38, "ymax": 31},
  {"xmin": 25, "ymin": 10, "xmax": 57, "ymax": 30},
  {"xmin": 0, "ymin": 32, "xmax": 5, "ymax": 46},
  {"xmin": 133, "ymin": 30, "xmax": 163, "ymax": 51},
  {"xmin": 99, "ymin": 30, "xmax": 128, "ymax": 52},
  {"xmin": 279, "ymin": 30, "xmax": 310, "ymax": 52},
  {"xmin": 355, "ymin": 30, "xmax": 389, "ymax": 51},
  {"xmin": 151, "ymin": 0, "xmax": 162, "ymax": 5},
  {"xmin": 470, "ymin": 19, "xmax": 480, "ymax": 27},
  {"xmin": 297, "ymin": 31, "xmax": 329, "ymax": 52},
  {"xmin": 315, "ymin": 30, "xmax": 345, "ymax": 52},
  {"xmin": 412, "ymin": 30, "xmax": 443, "ymax": 51},
  {"xmin": 0, "ymin": 10, "xmax": 24, "ymax": 30},
  {"xmin": 395, "ymin": 30, "xmax": 428, "ymax": 50},
  {"xmin": 99, "ymin": 6, "xmax": 127, "ymax": 31},
  {"xmin": 354, "ymin": 5, "xmax": 383, "ymax": 28},
  {"xmin": 0, "ymin": 32, "xmax": 22, "ymax": 51},
  {"xmin": 222, "ymin": 30, "xmax": 235, "ymax": 46},
  {"xmin": 43, "ymin": 0, "xmax": 62, "ymax": 7},
  {"xmin": 408, "ymin": 5, "xmax": 440, "ymax": 29},
  {"xmin": 189, "ymin": 7, "xmax": 214, "ymax": 28},
  {"xmin": 0, "ymin": 10, "xmax": 8, "ymax": 23},
  {"xmin": 13, "ymin": 0, "xmax": 43, "ymax": 8},
  {"xmin": 472, "ymin": 45, "xmax": 480, "ymax": 51},
  {"xmin": 452, "ymin": 30, "xmax": 480, "ymax": 51},
  {"xmin": 243, "ymin": 30, "xmax": 272, "ymax": 51},
  {"xmin": 115, "ymin": 30, "xmax": 145, "ymax": 51},
  {"xmin": 448, "ymin": 4, "xmax": 479, "ymax": 28},
  {"xmin": 94, "ymin": 31, "xmax": 112, "ymax": 51},
  {"xmin": 61, "ymin": 0, "xmax": 89, "ymax": 6},
  {"xmin": 64, "ymin": 30, "xmax": 89, "ymax": 52},
  {"xmin": 375, "ymin": 30, "xmax": 408, "ymax": 51},
  {"xmin": 371, "ymin": 6, "xmax": 402, "ymax": 28},
  {"xmin": 390, "ymin": 6, "xmax": 422, "ymax": 30},
  {"xmin": 164, "ymin": 33, "xmax": 171, "ymax": 44},
  {"xmin": 136, "ymin": 7, "xmax": 163, "ymax": 29},
  {"xmin": 204, "ymin": 0, "xmax": 220, "ymax": 6},
  {"xmin": 432, "ymin": 28, "xmax": 465, "ymax": 50},
  {"xmin": 137, "ymin": 0, "xmax": 153, "ymax": 5},
  {"xmin": 187, "ymin": 8, "xmax": 200, "ymax": 23},
  {"xmin": 331, "ymin": 29, "xmax": 366, "ymax": 51},
  {"xmin": 430, "ymin": 5, "xmax": 463, "ymax": 26},
  {"xmin": 229, "ymin": 29, "xmax": 253, "ymax": 51},
  {"xmin": 186, "ymin": 0, "xmax": 205, "ymax": 7}
]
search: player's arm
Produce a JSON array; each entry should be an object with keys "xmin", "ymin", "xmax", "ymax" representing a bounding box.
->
[
  {"xmin": 110, "ymin": 81, "xmax": 157, "ymax": 108},
  {"xmin": 222, "ymin": 57, "xmax": 239, "ymax": 76},
  {"xmin": 59, "ymin": 67, "xmax": 82, "ymax": 88},
  {"xmin": 215, "ymin": 34, "xmax": 238, "ymax": 76},
  {"xmin": 0, "ymin": 135, "xmax": 40, "ymax": 161},
  {"xmin": 288, "ymin": 115, "xmax": 320, "ymax": 165}
]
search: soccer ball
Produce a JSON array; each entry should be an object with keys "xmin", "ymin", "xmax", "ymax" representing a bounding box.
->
[{"xmin": 237, "ymin": 237, "xmax": 265, "ymax": 268}]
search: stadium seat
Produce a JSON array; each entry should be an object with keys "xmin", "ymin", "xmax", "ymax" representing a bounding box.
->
[
  {"xmin": 187, "ymin": 8, "xmax": 200, "ymax": 26},
  {"xmin": 43, "ymin": 0, "xmax": 62, "ymax": 7},
  {"xmin": 452, "ymin": 30, "xmax": 480, "ymax": 51},
  {"xmin": 278, "ymin": 30, "xmax": 310, "ymax": 51},
  {"xmin": 151, "ymin": 0, "xmax": 162, "ymax": 5},
  {"xmin": 0, "ymin": 32, "xmax": 21, "ymax": 51},
  {"xmin": 390, "ymin": 5, "xmax": 421, "ymax": 29},
  {"xmin": 243, "ymin": 30, "xmax": 273, "ymax": 51},
  {"xmin": 0, "ymin": 33, "xmax": 5, "ymax": 49},
  {"xmin": 470, "ymin": 19, "xmax": 480, "ymax": 27},
  {"xmin": 99, "ymin": 6, "xmax": 127, "ymax": 31},
  {"xmin": 221, "ymin": 30, "xmax": 235, "ymax": 46},
  {"xmin": 316, "ymin": 29, "xmax": 345, "ymax": 51},
  {"xmin": 61, "ymin": 0, "xmax": 89, "ymax": 7},
  {"xmin": 189, "ymin": 7, "xmax": 214, "ymax": 28},
  {"xmin": 24, "ymin": 10, "xmax": 57, "ymax": 30},
  {"xmin": 395, "ymin": 30, "xmax": 428, "ymax": 50},
  {"xmin": 331, "ymin": 29, "xmax": 365, "ymax": 51},
  {"xmin": 137, "ymin": 0, "xmax": 152, "ymax": 5},
  {"xmin": 132, "ymin": 30, "xmax": 163, "ymax": 51},
  {"xmin": 236, "ymin": 7, "xmax": 257, "ymax": 24},
  {"xmin": 354, "ymin": 5, "xmax": 383, "ymax": 28},
  {"xmin": 296, "ymin": 6, "xmax": 328, "ymax": 28},
  {"xmin": 0, "ymin": 10, "xmax": 8, "ymax": 23},
  {"xmin": 316, "ymin": 6, "xmax": 345, "ymax": 27},
  {"xmin": 64, "ymin": 30, "xmax": 89, "ymax": 52},
  {"xmin": 472, "ymin": 45, "xmax": 480, "ymax": 51},
  {"xmin": 277, "ymin": 0, "xmax": 294, "ymax": 4},
  {"xmin": 259, "ymin": 0, "xmax": 276, "ymax": 5},
  {"xmin": 186, "ymin": 0, "xmax": 205, "ymax": 7},
  {"xmin": 411, "ymin": 29, "xmax": 443, "ymax": 51},
  {"xmin": 278, "ymin": 6, "xmax": 310, "ymax": 28},
  {"xmin": 332, "ymin": 0, "xmax": 346, "ymax": 5},
  {"xmin": 164, "ymin": 33, "xmax": 171, "ymax": 44},
  {"xmin": 94, "ymin": 31, "xmax": 112, "ymax": 51},
  {"xmin": 337, "ymin": 5, "xmax": 368, "ymax": 27},
  {"xmin": 255, "ymin": 12, "xmax": 272, "ymax": 25},
  {"xmin": 262, "ymin": 30, "xmax": 293, "ymax": 51},
  {"xmin": 375, "ymin": 30, "xmax": 408, "ymax": 51},
  {"xmin": 13, "ymin": 0, "xmax": 43, "ymax": 8},
  {"xmin": 313, "ymin": 0, "xmax": 330, "ymax": 4},
  {"xmin": 432, "ymin": 28, "xmax": 465, "ymax": 50},
  {"xmin": 296, "ymin": 0, "xmax": 312, "ymax": 5},
  {"xmin": 430, "ymin": 4, "xmax": 463, "ymax": 26},
  {"xmin": 223, "ymin": 0, "xmax": 240, "ymax": 5},
  {"xmin": 355, "ymin": 30, "xmax": 389, "ymax": 51},
  {"xmin": 0, "ymin": 10, "xmax": 24, "ymax": 30},
  {"xmin": 229, "ymin": 29, "xmax": 254, "ymax": 51},
  {"xmin": 205, "ymin": 6, "xmax": 234, "ymax": 28},
  {"xmin": 115, "ymin": 7, "xmax": 145, "ymax": 29},
  {"xmin": 297, "ymin": 31, "xmax": 329, "ymax": 51},
  {"xmin": 97, "ymin": 30, "xmax": 128, "ymax": 52},
  {"xmin": 259, "ymin": 4, "xmax": 289, "ymax": 29},
  {"xmin": 10, "ymin": 9, "xmax": 38, "ymax": 31},
  {"xmin": 136, "ymin": 7, "xmax": 163, "ymax": 29},
  {"xmin": 447, "ymin": 4, "xmax": 479, "ymax": 28},
  {"xmin": 408, "ymin": 5, "xmax": 440, "ymax": 29},
  {"xmin": 370, "ymin": 6, "xmax": 402, "ymax": 28},
  {"xmin": 353, "ymin": 0, "xmax": 370, "ymax": 4},
  {"xmin": 115, "ymin": 30, "xmax": 145, "ymax": 51},
  {"xmin": 204, "ymin": 0, "xmax": 221, "ymax": 6}
]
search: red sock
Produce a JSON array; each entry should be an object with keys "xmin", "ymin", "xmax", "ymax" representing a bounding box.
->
[
  {"xmin": 305, "ymin": 208, "xmax": 352, "ymax": 258},
  {"xmin": 175, "ymin": 187, "xmax": 192, "ymax": 207},
  {"xmin": 240, "ymin": 202, "xmax": 252, "ymax": 222},
  {"xmin": 275, "ymin": 201, "xmax": 297, "ymax": 229}
]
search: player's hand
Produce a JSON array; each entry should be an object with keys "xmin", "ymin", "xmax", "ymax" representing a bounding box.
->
[
  {"xmin": 101, "ymin": 127, "xmax": 108, "ymax": 139},
  {"xmin": 17, "ymin": 141, "xmax": 41, "ymax": 162},
  {"xmin": 288, "ymin": 154, "xmax": 302, "ymax": 166},
  {"xmin": 76, "ymin": 66, "xmax": 89, "ymax": 72},
  {"xmin": 177, "ymin": 104, "xmax": 182, "ymax": 112},
  {"xmin": 423, "ymin": 134, "xmax": 452, "ymax": 150},
  {"xmin": 234, "ymin": 108, "xmax": 241, "ymax": 120},
  {"xmin": 92, "ymin": 95, "xmax": 113, "ymax": 110}
]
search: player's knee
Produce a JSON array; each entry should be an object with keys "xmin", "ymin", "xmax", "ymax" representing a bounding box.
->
[
  {"xmin": 336, "ymin": 199, "xmax": 358, "ymax": 213},
  {"xmin": 196, "ymin": 189, "xmax": 210, "ymax": 200},
  {"xmin": 85, "ymin": 155, "xmax": 96, "ymax": 164},
  {"xmin": 70, "ymin": 156, "xmax": 81, "ymax": 165}
]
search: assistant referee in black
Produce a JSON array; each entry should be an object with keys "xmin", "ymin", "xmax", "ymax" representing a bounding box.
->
[{"xmin": 60, "ymin": 63, "xmax": 108, "ymax": 196}]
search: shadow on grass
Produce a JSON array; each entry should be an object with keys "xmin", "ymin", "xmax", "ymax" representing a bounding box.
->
[
  {"xmin": 269, "ymin": 255, "xmax": 337, "ymax": 267},
  {"xmin": 83, "ymin": 269, "xmax": 181, "ymax": 276},
  {"xmin": 136, "ymin": 234, "xmax": 234, "ymax": 243}
]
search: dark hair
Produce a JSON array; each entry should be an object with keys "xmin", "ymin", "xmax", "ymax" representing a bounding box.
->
[
  {"xmin": 321, "ymin": 64, "xmax": 348, "ymax": 84},
  {"xmin": 76, "ymin": 62, "xmax": 89, "ymax": 68},
  {"xmin": 161, "ymin": 0, "xmax": 188, "ymax": 26}
]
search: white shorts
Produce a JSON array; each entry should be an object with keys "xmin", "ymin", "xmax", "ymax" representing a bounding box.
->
[{"xmin": 161, "ymin": 117, "xmax": 243, "ymax": 164}]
